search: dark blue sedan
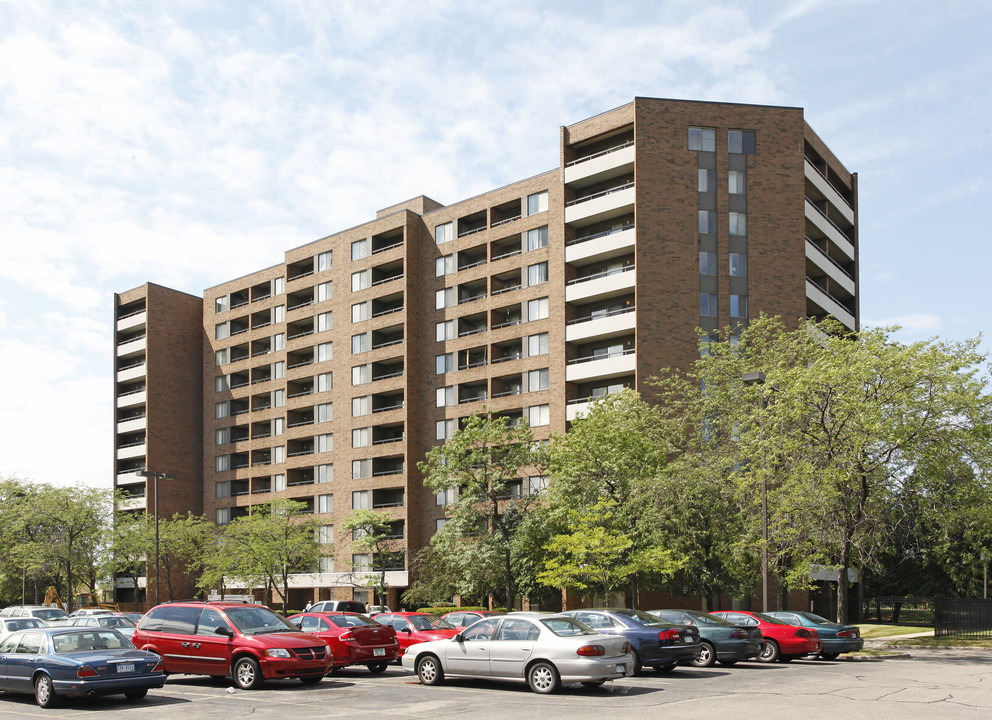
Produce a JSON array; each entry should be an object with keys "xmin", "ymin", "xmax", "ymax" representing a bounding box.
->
[
  {"xmin": 765, "ymin": 611, "xmax": 863, "ymax": 659},
  {"xmin": 560, "ymin": 609, "xmax": 700, "ymax": 674},
  {"xmin": 0, "ymin": 627, "xmax": 165, "ymax": 707}
]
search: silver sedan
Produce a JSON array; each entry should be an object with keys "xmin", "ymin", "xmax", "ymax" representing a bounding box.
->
[{"xmin": 401, "ymin": 614, "xmax": 632, "ymax": 693}]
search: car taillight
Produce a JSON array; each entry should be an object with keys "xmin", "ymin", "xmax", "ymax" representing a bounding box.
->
[
  {"xmin": 339, "ymin": 631, "xmax": 355, "ymax": 641},
  {"xmin": 152, "ymin": 659, "xmax": 165, "ymax": 672},
  {"xmin": 77, "ymin": 665, "xmax": 99, "ymax": 678},
  {"xmin": 659, "ymin": 629, "xmax": 681, "ymax": 641},
  {"xmin": 577, "ymin": 644, "xmax": 605, "ymax": 656},
  {"xmin": 730, "ymin": 629, "xmax": 750, "ymax": 639},
  {"xmin": 837, "ymin": 630, "xmax": 855, "ymax": 638},
  {"xmin": 622, "ymin": 642, "xmax": 632, "ymax": 654},
  {"xmin": 795, "ymin": 628, "xmax": 810, "ymax": 637}
]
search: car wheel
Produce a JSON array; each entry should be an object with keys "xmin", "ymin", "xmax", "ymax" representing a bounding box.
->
[
  {"xmin": 34, "ymin": 674, "xmax": 59, "ymax": 708},
  {"xmin": 654, "ymin": 663, "xmax": 677, "ymax": 673},
  {"xmin": 125, "ymin": 689, "xmax": 148, "ymax": 699},
  {"xmin": 328, "ymin": 666, "xmax": 342, "ymax": 675},
  {"xmin": 233, "ymin": 656, "xmax": 264, "ymax": 690},
  {"xmin": 416, "ymin": 655, "xmax": 444, "ymax": 686},
  {"xmin": 758, "ymin": 639, "xmax": 780, "ymax": 663},
  {"xmin": 300, "ymin": 675, "xmax": 323, "ymax": 685},
  {"xmin": 820, "ymin": 652, "xmax": 840, "ymax": 660},
  {"xmin": 717, "ymin": 660, "xmax": 738, "ymax": 666},
  {"xmin": 527, "ymin": 661, "xmax": 560, "ymax": 694},
  {"xmin": 691, "ymin": 641, "xmax": 716, "ymax": 668},
  {"xmin": 630, "ymin": 649, "xmax": 643, "ymax": 676},
  {"xmin": 368, "ymin": 662, "xmax": 389, "ymax": 674},
  {"xmin": 581, "ymin": 680, "xmax": 606, "ymax": 688}
]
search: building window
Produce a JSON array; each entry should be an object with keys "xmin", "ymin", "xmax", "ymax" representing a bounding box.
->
[
  {"xmin": 317, "ymin": 342, "xmax": 333, "ymax": 362},
  {"xmin": 728, "ymin": 130, "xmax": 756, "ymax": 154},
  {"xmin": 215, "ymin": 428, "xmax": 230, "ymax": 445},
  {"xmin": 528, "ymin": 368, "xmax": 549, "ymax": 392},
  {"xmin": 273, "ymin": 389, "xmax": 285, "ymax": 408},
  {"xmin": 215, "ymin": 481, "xmax": 231, "ymax": 498},
  {"xmin": 528, "ymin": 476, "xmax": 550, "ymax": 495},
  {"xmin": 273, "ymin": 446, "xmax": 285, "ymax": 464},
  {"xmin": 527, "ymin": 262, "xmax": 548, "ymax": 286},
  {"xmin": 688, "ymin": 127, "xmax": 716, "ymax": 151},
  {"xmin": 699, "ymin": 211, "xmax": 717, "ymax": 234},
  {"xmin": 351, "ymin": 238, "xmax": 368, "ymax": 261},
  {"xmin": 436, "ymin": 419, "xmax": 455, "ymax": 440},
  {"xmin": 436, "ymin": 320, "xmax": 455, "ymax": 342},
  {"xmin": 729, "ymin": 212, "xmax": 747, "ymax": 236},
  {"xmin": 318, "ymin": 525, "xmax": 333, "ymax": 544},
  {"xmin": 728, "ymin": 171, "xmax": 746, "ymax": 195},
  {"xmin": 436, "ymin": 255, "xmax": 454, "ymax": 277},
  {"xmin": 273, "ymin": 474, "xmax": 286, "ymax": 491},
  {"xmin": 351, "ymin": 270, "xmax": 370, "ymax": 292},
  {"xmin": 527, "ymin": 297, "xmax": 549, "ymax": 321},
  {"xmin": 352, "ymin": 395, "xmax": 371, "ymax": 416},
  {"xmin": 435, "ymin": 222, "xmax": 453, "ymax": 245},
  {"xmin": 216, "ymin": 508, "xmax": 231, "ymax": 525},
  {"xmin": 317, "ymin": 251, "xmax": 332, "ymax": 271},
  {"xmin": 353, "ymin": 427, "xmax": 371, "ymax": 448},
  {"xmin": 317, "ymin": 372, "xmax": 333, "ymax": 392},
  {"xmin": 528, "ymin": 332, "xmax": 549, "ymax": 356},
  {"xmin": 729, "ymin": 253, "xmax": 747, "ymax": 277},
  {"xmin": 527, "ymin": 226, "xmax": 548, "ymax": 250},
  {"xmin": 436, "ymin": 353, "xmax": 454, "ymax": 374},
  {"xmin": 316, "ymin": 282, "xmax": 332, "ymax": 303},
  {"xmin": 353, "ymin": 490, "xmax": 370, "ymax": 510},
  {"xmin": 352, "ymin": 554, "xmax": 372, "ymax": 572},
  {"xmin": 318, "ymin": 494, "xmax": 334, "ymax": 513},
  {"xmin": 215, "ymin": 401, "xmax": 229, "ymax": 419},
  {"xmin": 436, "ymin": 487, "xmax": 458, "ymax": 506},
  {"xmin": 435, "ymin": 287, "xmax": 455, "ymax": 309},
  {"xmin": 215, "ymin": 454, "xmax": 230, "ymax": 472},
  {"xmin": 273, "ymin": 333, "xmax": 285, "ymax": 351},
  {"xmin": 215, "ymin": 375, "xmax": 229, "ymax": 392},
  {"xmin": 699, "ymin": 251, "xmax": 717, "ymax": 276},
  {"xmin": 215, "ymin": 322, "xmax": 229, "ymax": 340},
  {"xmin": 697, "ymin": 169, "xmax": 716, "ymax": 192},
  {"xmin": 435, "ymin": 518, "xmax": 448, "ymax": 533},
  {"xmin": 352, "ymin": 365, "xmax": 370, "ymax": 385},
  {"xmin": 215, "ymin": 348, "xmax": 228, "ymax": 366},
  {"xmin": 527, "ymin": 404, "xmax": 550, "ymax": 427},
  {"xmin": 271, "ymin": 304, "xmax": 285, "ymax": 324},
  {"xmin": 215, "ymin": 296, "xmax": 229, "ymax": 313},
  {"xmin": 318, "ymin": 556, "xmax": 334, "ymax": 573},
  {"xmin": 352, "ymin": 333, "xmax": 368, "ymax": 354},
  {"xmin": 273, "ymin": 277, "xmax": 285, "ymax": 295},
  {"xmin": 730, "ymin": 294, "xmax": 748, "ymax": 318},
  {"xmin": 317, "ymin": 402, "xmax": 333, "ymax": 422},
  {"xmin": 317, "ymin": 433, "xmax": 333, "ymax": 453},
  {"xmin": 273, "ymin": 361, "xmax": 285, "ymax": 379},
  {"xmin": 527, "ymin": 191, "xmax": 548, "ymax": 215},
  {"xmin": 436, "ymin": 386, "xmax": 455, "ymax": 407},
  {"xmin": 353, "ymin": 302, "xmax": 370, "ymax": 323},
  {"xmin": 352, "ymin": 459, "xmax": 371, "ymax": 480},
  {"xmin": 700, "ymin": 293, "xmax": 718, "ymax": 317},
  {"xmin": 318, "ymin": 464, "xmax": 333, "ymax": 483},
  {"xmin": 273, "ymin": 417, "xmax": 285, "ymax": 435}
]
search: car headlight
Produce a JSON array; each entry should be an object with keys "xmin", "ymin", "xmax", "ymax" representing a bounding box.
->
[{"xmin": 264, "ymin": 648, "xmax": 291, "ymax": 658}]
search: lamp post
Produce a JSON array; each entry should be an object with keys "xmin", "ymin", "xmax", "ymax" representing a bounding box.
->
[
  {"xmin": 741, "ymin": 370, "xmax": 769, "ymax": 612},
  {"xmin": 138, "ymin": 470, "xmax": 175, "ymax": 606}
]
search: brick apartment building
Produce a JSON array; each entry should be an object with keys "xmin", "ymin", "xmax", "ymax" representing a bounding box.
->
[{"xmin": 112, "ymin": 97, "xmax": 858, "ymax": 610}]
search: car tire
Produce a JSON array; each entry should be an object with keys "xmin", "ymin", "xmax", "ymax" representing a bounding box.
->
[
  {"xmin": 691, "ymin": 641, "xmax": 716, "ymax": 668},
  {"xmin": 758, "ymin": 639, "xmax": 780, "ymax": 663},
  {"xmin": 630, "ymin": 649, "xmax": 643, "ymax": 676},
  {"xmin": 125, "ymin": 689, "xmax": 148, "ymax": 699},
  {"xmin": 820, "ymin": 652, "xmax": 840, "ymax": 660},
  {"xmin": 34, "ymin": 674, "xmax": 59, "ymax": 708},
  {"xmin": 368, "ymin": 662, "xmax": 389, "ymax": 674},
  {"xmin": 527, "ymin": 661, "xmax": 560, "ymax": 694},
  {"xmin": 416, "ymin": 655, "xmax": 444, "ymax": 686},
  {"xmin": 717, "ymin": 660, "xmax": 738, "ymax": 666},
  {"xmin": 233, "ymin": 656, "xmax": 264, "ymax": 690}
]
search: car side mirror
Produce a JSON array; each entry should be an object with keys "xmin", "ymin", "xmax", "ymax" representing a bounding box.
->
[
  {"xmin": 454, "ymin": 633, "xmax": 464, "ymax": 643},
  {"xmin": 293, "ymin": 622, "xmax": 303, "ymax": 629},
  {"xmin": 403, "ymin": 627, "xmax": 412, "ymax": 634},
  {"xmin": 214, "ymin": 626, "xmax": 234, "ymax": 638}
]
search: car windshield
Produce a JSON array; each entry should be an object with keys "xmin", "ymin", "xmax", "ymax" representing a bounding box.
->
[
  {"xmin": 408, "ymin": 615, "xmax": 454, "ymax": 631},
  {"xmin": 224, "ymin": 606, "xmax": 298, "ymax": 635},
  {"xmin": 686, "ymin": 612, "xmax": 734, "ymax": 627},
  {"xmin": 99, "ymin": 616, "xmax": 135, "ymax": 628},
  {"xmin": 622, "ymin": 609, "xmax": 671, "ymax": 627},
  {"xmin": 329, "ymin": 614, "xmax": 375, "ymax": 628},
  {"xmin": 52, "ymin": 630, "xmax": 133, "ymax": 653},
  {"xmin": 751, "ymin": 612, "xmax": 788, "ymax": 625},
  {"xmin": 540, "ymin": 617, "xmax": 598, "ymax": 637},
  {"xmin": 34, "ymin": 609, "xmax": 68, "ymax": 620}
]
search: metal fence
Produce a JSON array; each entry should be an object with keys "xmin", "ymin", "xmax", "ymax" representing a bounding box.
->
[
  {"xmin": 863, "ymin": 597, "xmax": 934, "ymax": 625},
  {"xmin": 934, "ymin": 599, "xmax": 992, "ymax": 639}
]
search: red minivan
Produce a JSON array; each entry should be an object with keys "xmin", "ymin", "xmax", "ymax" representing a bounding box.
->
[{"xmin": 132, "ymin": 601, "xmax": 332, "ymax": 689}]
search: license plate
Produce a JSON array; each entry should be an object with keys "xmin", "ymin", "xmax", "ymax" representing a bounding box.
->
[
  {"xmin": 117, "ymin": 663, "xmax": 135, "ymax": 673},
  {"xmin": 373, "ymin": 648, "xmax": 385, "ymax": 656},
  {"xmin": 616, "ymin": 664, "xmax": 626, "ymax": 674}
]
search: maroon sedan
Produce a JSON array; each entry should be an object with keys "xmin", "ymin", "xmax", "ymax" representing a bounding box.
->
[
  {"xmin": 370, "ymin": 612, "xmax": 459, "ymax": 660},
  {"xmin": 288, "ymin": 612, "xmax": 399, "ymax": 673},
  {"xmin": 709, "ymin": 610, "xmax": 821, "ymax": 662}
]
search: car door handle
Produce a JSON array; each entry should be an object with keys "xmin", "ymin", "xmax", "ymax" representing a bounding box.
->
[
  {"xmin": 181, "ymin": 642, "xmax": 190, "ymax": 648},
  {"xmin": 192, "ymin": 643, "xmax": 201, "ymax": 649}
]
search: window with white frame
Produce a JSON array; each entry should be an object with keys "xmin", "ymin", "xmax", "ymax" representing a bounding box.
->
[
  {"xmin": 528, "ymin": 368, "xmax": 549, "ymax": 392},
  {"xmin": 273, "ymin": 277, "xmax": 285, "ymax": 295},
  {"xmin": 436, "ymin": 487, "xmax": 458, "ymax": 506},
  {"xmin": 352, "ymin": 301, "xmax": 369, "ymax": 323},
  {"xmin": 527, "ymin": 191, "xmax": 548, "ymax": 215},
  {"xmin": 273, "ymin": 389, "xmax": 285, "ymax": 408},
  {"xmin": 688, "ymin": 127, "xmax": 716, "ymax": 151},
  {"xmin": 436, "ymin": 386, "xmax": 455, "ymax": 407},
  {"xmin": 317, "ymin": 251, "xmax": 332, "ymax": 271},
  {"xmin": 317, "ymin": 433, "xmax": 333, "ymax": 453},
  {"xmin": 317, "ymin": 311, "xmax": 332, "ymax": 332},
  {"xmin": 352, "ymin": 270, "xmax": 370, "ymax": 292},
  {"xmin": 435, "ymin": 518, "xmax": 448, "ymax": 533},
  {"xmin": 436, "ymin": 320, "xmax": 454, "ymax": 342},
  {"xmin": 352, "ymin": 364, "xmax": 370, "ymax": 385},
  {"xmin": 216, "ymin": 508, "xmax": 231, "ymax": 525},
  {"xmin": 318, "ymin": 494, "xmax": 333, "ymax": 513},
  {"xmin": 274, "ymin": 305, "xmax": 286, "ymax": 323},
  {"xmin": 529, "ymin": 476, "xmax": 550, "ymax": 494},
  {"xmin": 317, "ymin": 524, "xmax": 333, "ymax": 544},
  {"xmin": 699, "ymin": 210, "xmax": 717, "ymax": 234},
  {"xmin": 317, "ymin": 342, "xmax": 333, "ymax": 362},
  {"xmin": 700, "ymin": 251, "xmax": 717, "ymax": 276},
  {"xmin": 352, "ymin": 554, "xmax": 372, "ymax": 572},
  {"xmin": 215, "ymin": 454, "xmax": 230, "ymax": 472},
  {"xmin": 273, "ymin": 333, "xmax": 285, "ymax": 351},
  {"xmin": 215, "ymin": 401, "xmax": 229, "ymax": 419},
  {"xmin": 728, "ymin": 171, "xmax": 746, "ymax": 195},
  {"xmin": 527, "ymin": 332, "xmax": 549, "ymax": 356},
  {"xmin": 729, "ymin": 253, "xmax": 747, "ymax": 277},
  {"xmin": 351, "ymin": 238, "xmax": 368, "ymax": 261},
  {"xmin": 352, "ymin": 396, "xmax": 371, "ymax": 416},
  {"xmin": 729, "ymin": 212, "xmax": 747, "ymax": 236},
  {"xmin": 436, "ymin": 353, "xmax": 454, "ymax": 374},
  {"xmin": 352, "ymin": 490, "xmax": 371, "ymax": 510},
  {"xmin": 215, "ymin": 348, "xmax": 228, "ymax": 366},
  {"xmin": 700, "ymin": 293, "xmax": 718, "ymax": 317},
  {"xmin": 317, "ymin": 464, "xmax": 333, "ymax": 483},
  {"xmin": 527, "ymin": 226, "xmax": 548, "ymax": 250},
  {"xmin": 435, "ymin": 287, "xmax": 455, "ymax": 309},
  {"xmin": 527, "ymin": 404, "xmax": 550, "ymax": 426},
  {"xmin": 352, "ymin": 333, "xmax": 368, "ymax": 354},
  {"xmin": 215, "ymin": 296, "xmax": 229, "ymax": 313},
  {"xmin": 527, "ymin": 262, "xmax": 548, "ymax": 286},
  {"xmin": 436, "ymin": 419, "xmax": 455, "ymax": 440},
  {"xmin": 317, "ymin": 402, "xmax": 333, "ymax": 422},
  {"xmin": 273, "ymin": 417, "xmax": 285, "ymax": 436},
  {"xmin": 527, "ymin": 297, "xmax": 549, "ymax": 321},
  {"xmin": 215, "ymin": 322, "xmax": 229, "ymax": 340},
  {"xmin": 273, "ymin": 446, "xmax": 285, "ymax": 464},
  {"xmin": 317, "ymin": 372, "xmax": 332, "ymax": 392},
  {"xmin": 436, "ymin": 254, "xmax": 455, "ymax": 277},
  {"xmin": 273, "ymin": 361, "xmax": 285, "ymax": 379},
  {"xmin": 730, "ymin": 294, "xmax": 748, "ymax": 318},
  {"xmin": 435, "ymin": 222, "xmax": 453, "ymax": 244},
  {"xmin": 215, "ymin": 480, "xmax": 231, "ymax": 498},
  {"xmin": 352, "ymin": 427, "xmax": 371, "ymax": 447},
  {"xmin": 273, "ymin": 474, "xmax": 286, "ymax": 491},
  {"xmin": 216, "ymin": 375, "xmax": 229, "ymax": 392},
  {"xmin": 352, "ymin": 459, "xmax": 371, "ymax": 479},
  {"xmin": 698, "ymin": 168, "xmax": 716, "ymax": 192},
  {"xmin": 318, "ymin": 556, "xmax": 334, "ymax": 573},
  {"xmin": 216, "ymin": 428, "xmax": 230, "ymax": 445},
  {"xmin": 316, "ymin": 282, "xmax": 332, "ymax": 302}
]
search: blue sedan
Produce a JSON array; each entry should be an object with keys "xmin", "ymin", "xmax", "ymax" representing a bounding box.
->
[
  {"xmin": 765, "ymin": 611, "xmax": 863, "ymax": 659},
  {"xmin": 650, "ymin": 609, "xmax": 763, "ymax": 667},
  {"xmin": 560, "ymin": 609, "xmax": 700, "ymax": 674},
  {"xmin": 0, "ymin": 627, "xmax": 165, "ymax": 708}
]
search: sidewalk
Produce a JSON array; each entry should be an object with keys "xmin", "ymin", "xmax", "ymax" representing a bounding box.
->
[{"xmin": 863, "ymin": 631, "xmax": 933, "ymax": 649}]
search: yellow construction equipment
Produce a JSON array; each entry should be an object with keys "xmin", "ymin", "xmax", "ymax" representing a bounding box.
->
[{"xmin": 44, "ymin": 586, "xmax": 119, "ymax": 612}]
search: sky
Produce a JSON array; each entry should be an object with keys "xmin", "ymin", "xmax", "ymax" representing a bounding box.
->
[{"xmin": 2, "ymin": 0, "xmax": 990, "ymax": 488}]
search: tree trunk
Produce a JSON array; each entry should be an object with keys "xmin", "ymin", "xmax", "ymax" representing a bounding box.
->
[
  {"xmin": 837, "ymin": 542, "xmax": 851, "ymax": 623},
  {"xmin": 504, "ymin": 548, "xmax": 514, "ymax": 611}
]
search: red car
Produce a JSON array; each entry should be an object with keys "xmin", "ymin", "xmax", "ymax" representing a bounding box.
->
[
  {"xmin": 709, "ymin": 610, "xmax": 821, "ymax": 662},
  {"xmin": 440, "ymin": 610, "xmax": 505, "ymax": 629},
  {"xmin": 370, "ymin": 612, "xmax": 459, "ymax": 660},
  {"xmin": 287, "ymin": 612, "xmax": 400, "ymax": 673}
]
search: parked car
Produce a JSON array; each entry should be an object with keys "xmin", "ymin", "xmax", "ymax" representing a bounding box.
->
[
  {"xmin": 287, "ymin": 612, "xmax": 400, "ymax": 673},
  {"xmin": 308, "ymin": 600, "xmax": 367, "ymax": 614},
  {"xmin": 649, "ymin": 609, "xmax": 763, "ymax": 667},
  {"xmin": 560, "ymin": 608, "xmax": 700, "ymax": 673},
  {"xmin": 765, "ymin": 611, "xmax": 863, "ymax": 659},
  {"xmin": 132, "ymin": 601, "xmax": 332, "ymax": 689},
  {"xmin": 0, "ymin": 605, "xmax": 70, "ymax": 624},
  {"xmin": 120, "ymin": 612, "xmax": 145, "ymax": 625},
  {"xmin": 441, "ymin": 610, "xmax": 505, "ymax": 629},
  {"xmin": 709, "ymin": 610, "xmax": 821, "ymax": 662},
  {"xmin": 0, "ymin": 617, "xmax": 49, "ymax": 642},
  {"xmin": 367, "ymin": 605, "xmax": 391, "ymax": 614},
  {"xmin": 371, "ymin": 612, "xmax": 460, "ymax": 660},
  {"xmin": 66, "ymin": 614, "xmax": 138, "ymax": 639},
  {"xmin": 68, "ymin": 608, "xmax": 114, "ymax": 617},
  {"xmin": 403, "ymin": 613, "xmax": 632, "ymax": 693},
  {"xmin": 0, "ymin": 627, "xmax": 164, "ymax": 707}
]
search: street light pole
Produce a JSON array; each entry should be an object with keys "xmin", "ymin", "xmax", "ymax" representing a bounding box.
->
[
  {"xmin": 742, "ymin": 371, "xmax": 769, "ymax": 612},
  {"xmin": 138, "ymin": 470, "xmax": 175, "ymax": 607}
]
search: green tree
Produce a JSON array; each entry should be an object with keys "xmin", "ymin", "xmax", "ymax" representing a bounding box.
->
[
  {"xmin": 340, "ymin": 509, "xmax": 403, "ymax": 608},
  {"xmin": 417, "ymin": 410, "xmax": 540, "ymax": 610},
  {"xmin": 106, "ymin": 508, "xmax": 153, "ymax": 605},
  {"xmin": 158, "ymin": 512, "xmax": 215, "ymax": 602}
]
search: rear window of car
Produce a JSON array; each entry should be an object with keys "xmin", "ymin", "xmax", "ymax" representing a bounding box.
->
[
  {"xmin": 53, "ymin": 630, "xmax": 131, "ymax": 653},
  {"xmin": 140, "ymin": 605, "xmax": 201, "ymax": 634},
  {"xmin": 329, "ymin": 614, "xmax": 376, "ymax": 628},
  {"xmin": 407, "ymin": 615, "xmax": 454, "ymax": 631},
  {"xmin": 34, "ymin": 608, "xmax": 68, "ymax": 621},
  {"xmin": 540, "ymin": 617, "xmax": 597, "ymax": 637},
  {"xmin": 4, "ymin": 618, "xmax": 46, "ymax": 632}
]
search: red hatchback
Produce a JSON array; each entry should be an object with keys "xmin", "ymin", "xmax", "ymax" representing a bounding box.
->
[
  {"xmin": 709, "ymin": 610, "xmax": 821, "ymax": 662},
  {"xmin": 370, "ymin": 612, "xmax": 459, "ymax": 660},
  {"xmin": 287, "ymin": 612, "xmax": 400, "ymax": 673}
]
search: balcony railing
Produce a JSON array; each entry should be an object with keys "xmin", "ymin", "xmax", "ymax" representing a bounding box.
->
[
  {"xmin": 565, "ymin": 181, "xmax": 634, "ymax": 207},
  {"xmin": 567, "ymin": 264, "xmax": 635, "ymax": 286},
  {"xmin": 806, "ymin": 237, "xmax": 854, "ymax": 279},
  {"xmin": 566, "ymin": 306, "xmax": 635, "ymax": 325},
  {"xmin": 565, "ymin": 139, "xmax": 634, "ymax": 167},
  {"xmin": 567, "ymin": 222, "xmax": 635, "ymax": 247},
  {"xmin": 567, "ymin": 348, "xmax": 635, "ymax": 365}
]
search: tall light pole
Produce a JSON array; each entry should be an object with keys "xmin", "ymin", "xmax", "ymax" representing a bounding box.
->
[
  {"xmin": 138, "ymin": 470, "xmax": 175, "ymax": 606},
  {"xmin": 742, "ymin": 370, "xmax": 769, "ymax": 612}
]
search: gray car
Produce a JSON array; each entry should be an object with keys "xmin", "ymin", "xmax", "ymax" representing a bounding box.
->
[
  {"xmin": 402, "ymin": 613, "xmax": 632, "ymax": 694},
  {"xmin": 0, "ymin": 617, "xmax": 49, "ymax": 642}
]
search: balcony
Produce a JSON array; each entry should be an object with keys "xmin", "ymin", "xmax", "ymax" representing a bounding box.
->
[
  {"xmin": 371, "ymin": 359, "xmax": 404, "ymax": 382},
  {"xmin": 457, "ymin": 210, "xmax": 487, "ymax": 238},
  {"xmin": 565, "ymin": 178, "xmax": 635, "ymax": 227},
  {"xmin": 804, "ymin": 157, "xmax": 854, "ymax": 222},
  {"xmin": 116, "ymin": 386, "xmax": 146, "ymax": 409},
  {"xmin": 457, "ymin": 246, "xmax": 487, "ymax": 272},
  {"xmin": 806, "ymin": 238, "xmax": 856, "ymax": 296},
  {"xmin": 116, "ymin": 334, "xmax": 146, "ymax": 358},
  {"xmin": 372, "ymin": 456, "xmax": 405, "ymax": 477},
  {"xmin": 564, "ymin": 139, "xmax": 635, "ymax": 185},
  {"xmin": 565, "ymin": 349, "xmax": 636, "ymax": 383},
  {"xmin": 457, "ymin": 280, "xmax": 487, "ymax": 305},
  {"xmin": 250, "ymin": 279, "xmax": 273, "ymax": 302},
  {"xmin": 372, "ymin": 487, "xmax": 405, "ymax": 508},
  {"xmin": 806, "ymin": 278, "xmax": 856, "ymax": 331},
  {"xmin": 565, "ymin": 306, "xmax": 636, "ymax": 343},
  {"xmin": 116, "ymin": 361, "xmax": 146, "ymax": 383},
  {"xmin": 287, "ymin": 289, "xmax": 314, "ymax": 311},
  {"xmin": 565, "ymin": 264, "xmax": 636, "ymax": 303},
  {"xmin": 116, "ymin": 413, "xmax": 146, "ymax": 434},
  {"xmin": 287, "ymin": 257, "xmax": 315, "ymax": 283},
  {"xmin": 371, "ymin": 261, "xmax": 404, "ymax": 287},
  {"xmin": 372, "ymin": 292, "xmax": 404, "ymax": 318},
  {"xmin": 805, "ymin": 199, "xmax": 855, "ymax": 260},
  {"xmin": 491, "ymin": 305, "xmax": 522, "ymax": 330},
  {"xmin": 491, "ymin": 235, "xmax": 522, "ymax": 261},
  {"xmin": 490, "ymin": 199, "xmax": 522, "ymax": 228},
  {"xmin": 491, "ymin": 269, "xmax": 522, "ymax": 297},
  {"xmin": 372, "ymin": 423, "xmax": 405, "ymax": 446},
  {"xmin": 116, "ymin": 308, "xmax": 146, "ymax": 333},
  {"xmin": 116, "ymin": 438, "xmax": 146, "ymax": 460},
  {"xmin": 371, "ymin": 326, "xmax": 404, "ymax": 350},
  {"xmin": 372, "ymin": 229, "xmax": 404, "ymax": 255},
  {"xmin": 566, "ymin": 221, "xmax": 635, "ymax": 264},
  {"xmin": 117, "ymin": 495, "xmax": 147, "ymax": 511}
]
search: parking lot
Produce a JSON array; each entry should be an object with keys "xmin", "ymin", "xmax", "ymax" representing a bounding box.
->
[{"xmin": 2, "ymin": 650, "xmax": 991, "ymax": 720}]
